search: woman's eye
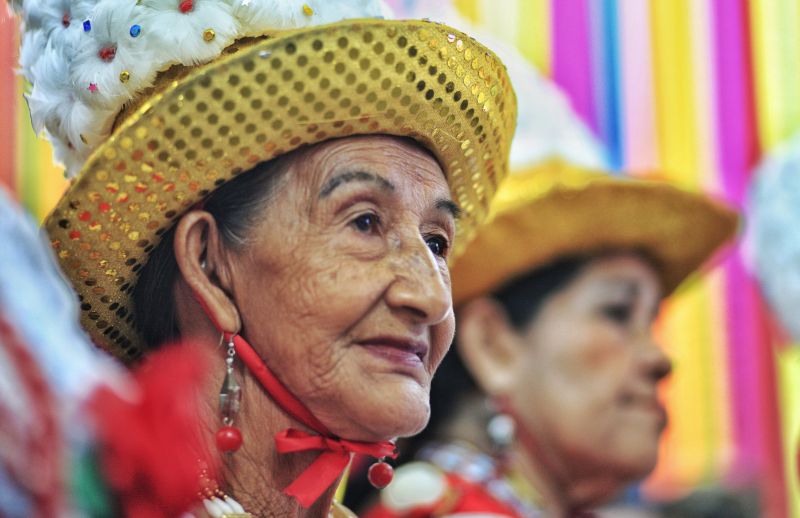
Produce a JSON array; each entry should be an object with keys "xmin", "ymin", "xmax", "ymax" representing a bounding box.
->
[
  {"xmin": 351, "ymin": 213, "xmax": 380, "ymax": 233},
  {"xmin": 425, "ymin": 235, "xmax": 449, "ymax": 258},
  {"xmin": 602, "ymin": 304, "xmax": 632, "ymax": 324}
]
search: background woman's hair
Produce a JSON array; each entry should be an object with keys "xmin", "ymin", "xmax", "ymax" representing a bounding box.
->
[{"xmin": 132, "ymin": 153, "xmax": 294, "ymax": 350}]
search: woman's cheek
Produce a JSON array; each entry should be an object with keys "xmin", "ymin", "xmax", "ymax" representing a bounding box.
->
[{"xmin": 428, "ymin": 314, "xmax": 455, "ymax": 374}]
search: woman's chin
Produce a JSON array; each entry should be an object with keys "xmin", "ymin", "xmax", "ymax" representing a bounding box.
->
[
  {"xmin": 345, "ymin": 383, "xmax": 431, "ymax": 441},
  {"xmin": 605, "ymin": 447, "xmax": 659, "ymax": 482}
]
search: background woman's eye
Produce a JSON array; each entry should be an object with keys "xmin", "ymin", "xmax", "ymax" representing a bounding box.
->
[
  {"xmin": 602, "ymin": 304, "xmax": 632, "ymax": 324},
  {"xmin": 425, "ymin": 235, "xmax": 449, "ymax": 257},
  {"xmin": 352, "ymin": 213, "xmax": 379, "ymax": 233}
]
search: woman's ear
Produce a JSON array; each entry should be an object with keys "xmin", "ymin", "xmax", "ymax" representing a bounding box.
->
[
  {"xmin": 456, "ymin": 297, "xmax": 523, "ymax": 397},
  {"xmin": 173, "ymin": 210, "xmax": 241, "ymax": 334}
]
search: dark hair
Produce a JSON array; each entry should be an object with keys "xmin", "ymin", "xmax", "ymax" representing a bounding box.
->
[{"xmin": 132, "ymin": 153, "xmax": 294, "ymax": 350}]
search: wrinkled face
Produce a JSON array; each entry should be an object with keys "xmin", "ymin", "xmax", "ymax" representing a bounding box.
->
[
  {"xmin": 511, "ymin": 255, "xmax": 671, "ymax": 482},
  {"xmin": 229, "ymin": 136, "xmax": 457, "ymax": 441}
]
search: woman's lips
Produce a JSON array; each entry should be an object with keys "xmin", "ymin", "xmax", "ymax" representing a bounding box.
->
[
  {"xmin": 620, "ymin": 393, "xmax": 668, "ymax": 426},
  {"xmin": 356, "ymin": 336, "xmax": 429, "ymax": 370}
]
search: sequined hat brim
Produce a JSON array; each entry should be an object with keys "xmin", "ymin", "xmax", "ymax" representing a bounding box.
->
[
  {"xmin": 45, "ymin": 18, "xmax": 518, "ymax": 361},
  {"xmin": 450, "ymin": 160, "xmax": 739, "ymax": 305}
]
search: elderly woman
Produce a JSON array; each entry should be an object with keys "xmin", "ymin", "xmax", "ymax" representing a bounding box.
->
[
  {"xmin": 365, "ymin": 163, "xmax": 738, "ymax": 517},
  {"xmin": 11, "ymin": 0, "xmax": 517, "ymax": 515}
]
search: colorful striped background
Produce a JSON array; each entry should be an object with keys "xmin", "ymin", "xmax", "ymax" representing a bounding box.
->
[{"xmin": 2, "ymin": 1, "xmax": 799, "ymax": 515}]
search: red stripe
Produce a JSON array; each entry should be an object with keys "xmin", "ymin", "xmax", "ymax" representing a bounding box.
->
[{"xmin": 0, "ymin": 16, "xmax": 18, "ymax": 195}]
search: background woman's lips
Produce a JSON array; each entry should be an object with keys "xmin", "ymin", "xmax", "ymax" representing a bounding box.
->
[{"xmin": 620, "ymin": 393, "xmax": 668, "ymax": 427}]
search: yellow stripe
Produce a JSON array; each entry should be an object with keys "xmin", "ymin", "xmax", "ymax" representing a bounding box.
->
[
  {"xmin": 16, "ymin": 76, "xmax": 40, "ymax": 217},
  {"xmin": 454, "ymin": 0, "xmax": 479, "ymax": 24},
  {"xmin": 705, "ymin": 269, "xmax": 735, "ymax": 478},
  {"xmin": 516, "ymin": 0, "xmax": 551, "ymax": 75},
  {"xmin": 748, "ymin": 0, "xmax": 794, "ymax": 149},
  {"xmin": 649, "ymin": 0, "xmax": 699, "ymax": 187},
  {"xmin": 16, "ymin": 77, "xmax": 66, "ymax": 222},
  {"xmin": 778, "ymin": 346, "xmax": 800, "ymax": 518},
  {"xmin": 688, "ymin": 0, "xmax": 733, "ymax": 482},
  {"xmin": 648, "ymin": 0, "xmax": 715, "ymax": 488},
  {"xmin": 777, "ymin": 0, "xmax": 800, "ymax": 144}
]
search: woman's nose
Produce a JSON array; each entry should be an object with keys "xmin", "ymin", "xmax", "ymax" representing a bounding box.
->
[
  {"xmin": 385, "ymin": 242, "xmax": 452, "ymax": 325},
  {"xmin": 639, "ymin": 336, "xmax": 673, "ymax": 383}
]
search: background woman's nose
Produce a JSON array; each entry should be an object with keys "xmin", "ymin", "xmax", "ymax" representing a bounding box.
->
[
  {"xmin": 639, "ymin": 336, "xmax": 673, "ymax": 383},
  {"xmin": 385, "ymin": 245, "xmax": 452, "ymax": 325}
]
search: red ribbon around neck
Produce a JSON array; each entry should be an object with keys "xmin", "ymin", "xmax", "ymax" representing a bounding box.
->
[{"xmin": 225, "ymin": 333, "xmax": 398, "ymax": 508}]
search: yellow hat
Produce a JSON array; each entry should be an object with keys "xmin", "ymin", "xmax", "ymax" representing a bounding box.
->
[
  {"xmin": 26, "ymin": 12, "xmax": 516, "ymax": 359},
  {"xmin": 450, "ymin": 161, "xmax": 739, "ymax": 305}
]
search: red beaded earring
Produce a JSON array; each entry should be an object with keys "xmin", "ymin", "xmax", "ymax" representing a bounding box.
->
[
  {"xmin": 367, "ymin": 457, "xmax": 394, "ymax": 489},
  {"xmin": 216, "ymin": 333, "xmax": 243, "ymax": 454}
]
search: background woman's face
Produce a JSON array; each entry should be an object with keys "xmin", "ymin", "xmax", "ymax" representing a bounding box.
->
[
  {"xmin": 229, "ymin": 135, "xmax": 457, "ymax": 441},
  {"xmin": 511, "ymin": 254, "xmax": 671, "ymax": 482}
]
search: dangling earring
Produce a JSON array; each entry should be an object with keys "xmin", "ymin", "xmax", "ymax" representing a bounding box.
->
[
  {"xmin": 487, "ymin": 412, "xmax": 515, "ymax": 450},
  {"xmin": 486, "ymin": 397, "xmax": 516, "ymax": 474},
  {"xmin": 216, "ymin": 333, "xmax": 243, "ymax": 454}
]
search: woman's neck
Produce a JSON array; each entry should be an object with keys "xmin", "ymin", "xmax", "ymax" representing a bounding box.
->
[
  {"xmin": 204, "ymin": 357, "xmax": 340, "ymax": 518},
  {"xmin": 437, "ymin": 398, "xmax": 617, "ymax": 517},
  {"xmin": 509, "ymin": 415, "xmax": 625, "ymax": 517}
]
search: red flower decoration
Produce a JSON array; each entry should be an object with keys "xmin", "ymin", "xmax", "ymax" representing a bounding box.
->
[
  {"xmin": 179, "ymin": 0, "xmax": 193, "ymax": 13},
  {"xmin": 98, "ymin": 46, "xmax": 117, "ymax": 62},
  {"xmin": 86, "ymin": 344, "xmax": 218, "ymax": 518}
]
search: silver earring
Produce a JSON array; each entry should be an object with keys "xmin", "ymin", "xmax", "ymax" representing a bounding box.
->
[
  {"xmin": 216, "ymin": 333, "xmax": 243, "ymax": 453},
  {"xmin": 487, "ymin": 412, "xmax": 515, "ymax": 450}
]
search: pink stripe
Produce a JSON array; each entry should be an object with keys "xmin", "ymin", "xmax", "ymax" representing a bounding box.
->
[
  {"xmin": 552, "ymin": 0, "xmax": 597, "ymax": 135},
  {"xmin": 0, "ymin": 16, "xmax": 17, "ymax": 195},
  {"xmin": 712, "ymin": 1, "xmax": 787, "ymax": 514},
  {"xmin": 618, "ymin": 0, "xmax": 658, "ymax": 171}
]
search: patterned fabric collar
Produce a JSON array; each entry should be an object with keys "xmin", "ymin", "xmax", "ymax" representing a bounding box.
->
[{"xmin": 417, "ymin": 442, "xmax": 545, "ymax": 518}]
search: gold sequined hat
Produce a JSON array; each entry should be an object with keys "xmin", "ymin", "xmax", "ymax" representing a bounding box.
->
[
  {"xmin": 450, "ymin": 161, "xmax": 739, "ymax": 305},
  {"xmin": 13, "ymin": 0, "xmax": 517, "ymax": 360}
]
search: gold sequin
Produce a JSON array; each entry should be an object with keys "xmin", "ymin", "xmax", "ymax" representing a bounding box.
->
[
  {"xmin": 203, "ymin": 29, "xmax": 216, "ymax": 42},
  {"xmin": 119, "ymin": 70, "xmax": 131, "ymax": 83},
  {"xmin": 302, "ymin": 3, "xmax": 313, "ymax": 15}
]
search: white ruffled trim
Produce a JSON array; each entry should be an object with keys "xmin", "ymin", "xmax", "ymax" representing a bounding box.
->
[
  {"xmin": 15, "ymin": 0, "xmax": 384, "ymax": 178},
  {"xmin": 747, "ymin": 133, "xmax": 800, "ymax": 342}
]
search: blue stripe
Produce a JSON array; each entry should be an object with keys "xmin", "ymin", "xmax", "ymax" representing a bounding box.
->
[{"xmin": 589, "ymin": 0, "xmax": 624, "ymax": 173}]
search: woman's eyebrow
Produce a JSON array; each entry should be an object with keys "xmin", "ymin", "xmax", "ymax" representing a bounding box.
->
[
  {"xmin": 319, "ymin": 171, "xmax": 395, "ymax": 198},
  {"xmin": 601, "ymin": 278, "xmax": 639, "ymax": 299},
  {"xmin": 435, "ymin": 199, "xmax": 462, "ymax": 220}
]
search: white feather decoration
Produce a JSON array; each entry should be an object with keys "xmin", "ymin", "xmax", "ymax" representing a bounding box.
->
[
  {"xmin": 13, "ymin": 0, "xmax": 394, "ymax": 178},
  {"xmin": 26, "ymin": 38, "xmax": 77, "ymax": 135},
  {"xmin": 138, "ymin": 0, "xmax": 239, "ymax": 66},
  {"xmin": 747, "ymin": 133, "xmax": 800, "ymax": 342},
  {"xmin": 28, "ymin": 36, "xmax": 116, "ymax": 155},
  {"xmin": 18, "ymin": 29, "xmax": 47, "ymax": 78},
  {"xmin": 70, "ymin": 0, "xmax": 159, "ymax": 110},
  {"xmin": 20, "ymin": 0, "xmax": 96, "ymax": 35},
  {"xmin": 235, "ymin": 0, "xmax": 382, "ymax": 37},
  {"xmin": 47, "ymin": 129, "xmax": 92, "ymax": 174}
]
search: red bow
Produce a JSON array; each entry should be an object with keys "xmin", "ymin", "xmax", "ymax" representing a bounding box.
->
[
  {"xmin": 276, "ymin": 429, "xmax": 397, "ymax": 507},
  {"xmin": 229, "ymin": 334, "xmax": 398, "ymax": 508}
]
